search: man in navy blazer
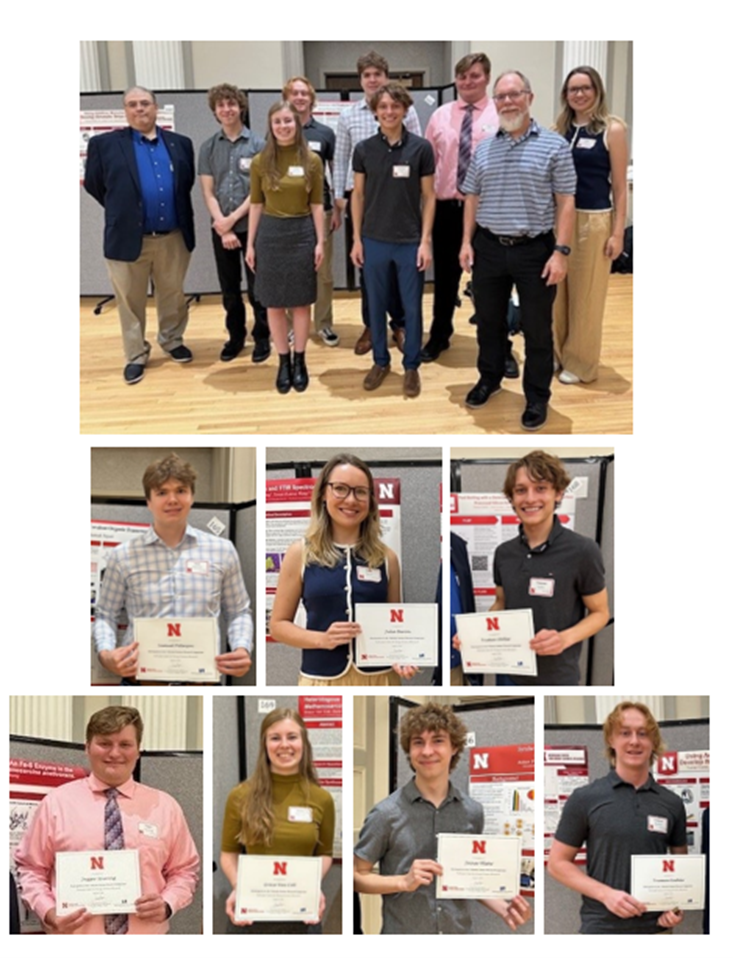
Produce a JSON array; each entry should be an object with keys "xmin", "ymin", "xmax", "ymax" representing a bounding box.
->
[{"xmin": 84, "ymin": 86, "xmax": 196, "ymax": 385}]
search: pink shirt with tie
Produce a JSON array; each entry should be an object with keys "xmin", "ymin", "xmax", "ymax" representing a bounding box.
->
[{"xmin": 425, "ymin": 94, "xmax": 499, "ymax": 200}]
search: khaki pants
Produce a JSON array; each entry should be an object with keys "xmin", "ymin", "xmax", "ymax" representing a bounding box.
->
[{"xmin": 298, "ymin": 665, "xmax": 401, "ymax": 687}]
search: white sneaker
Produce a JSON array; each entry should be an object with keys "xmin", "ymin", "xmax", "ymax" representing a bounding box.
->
[
  {"xmin": 287, "ymin": 329, "xmax": 295, "ymax": 347},
  {"xmin": 559, "ymin": 370, "xmax": 581, "ymax": 384},
  {"xmin": 318, "ymin": 326, "xmax": 340, "ymax": 347}
]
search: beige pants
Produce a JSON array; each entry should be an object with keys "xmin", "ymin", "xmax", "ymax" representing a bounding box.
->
[
  {"xmin": 298, "ymin": 665, "xmax": 401, "ymax": 687},
  {"xmin": 553, "ymin": 210, "xmax": 613, "ymax": 383},
  {"xmin": 313, "ymin": 210, "xmax": 334, "ymax": 332}
]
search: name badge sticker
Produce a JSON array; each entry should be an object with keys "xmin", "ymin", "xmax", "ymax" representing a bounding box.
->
[
  {"xmin": 139, "ymin": 822, "xmax": 159, "ymax": 838},
  {"xmin": 239, "ymin": 157, "xmax": 252, "ymax": 172},
  {"xmin": 186, "ymin": 560, "xmax": 210, "ymax": 575},
  {"xmin": 308, "ymin": 140, "xmax": 322, "ymax": 152},
  {"xmin": 647, "ymin": 815, "xmax": 669, "ymax": 834},
  {"xmin": 288, "ymin": 165, "xmax": 305, "ymax": 177},
  {"xmin": 393, "ymin": 165, "xmax": 410, "ymax": 178},
  {"xmin": 576, "ymin": 138, "xmax": 596, "ymax": 149},
  {"xmin": 529, "ymin": 577, "xmax": 555, "ymax": 597},
  {"xmin": 357, "ymin": 567, "xmax": 382, "ymax": 583},
  {"xmin": 289, "ymin": 806, "xmax": 313, "ymax": 823}
]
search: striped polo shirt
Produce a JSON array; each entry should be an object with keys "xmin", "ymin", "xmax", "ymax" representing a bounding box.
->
[{"xmin": 462, "ymin": 119, "xmax": 576, "ymax": 236}]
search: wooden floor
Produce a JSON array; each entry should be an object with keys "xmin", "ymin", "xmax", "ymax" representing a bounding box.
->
[{"xmin": 80, "ymin": 276, "xmax": 632, "ymax": 435}]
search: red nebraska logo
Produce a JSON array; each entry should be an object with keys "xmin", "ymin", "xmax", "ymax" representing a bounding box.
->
[
  {"xmin": 486, "ymin": 617, "xmax": 500, "ymax": 630},
  {"xmin": 390, "ymin": 609, "xmax": 404, "ymax": 623},
  {"xmin": 90, "ymin": 856, "xmax": 104, "ymax": 870},
  {"xmin": 167, "ymin": 623, "xmax": 182, "ymax": 637},
  {"xmin": 274, "ymin": 862, "xmax": 287, "ymax": 876},
  {"xmin": 662, "ymin": 860, "xmax": 675, "ymax": 873},
  {"xmin": 472, "ymin": 840, "xmax": 486, "ymax": 854}
]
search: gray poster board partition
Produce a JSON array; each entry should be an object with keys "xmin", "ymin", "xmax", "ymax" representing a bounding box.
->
[
  {"xmin": 9, "ymin": 736, "xmax": 203, "ymax": 935},
  {"xmin": 389, "ymin": 696, "xmax": 535, "ymax": 935},
  {"xmin": 266, "ymin": 460, "xmax": 441, "ymax": 686},
  {"xmin": 212, "ymin": 696, "xmax": 342, "ymax": 935},
  {"xmin": 91, "ymin": 498, "xmax": 256, "ymax": 686},
  {"xmin": 544, "ymin": 719, "xmax": 710, "ymax": 935},
  {"xmin": 451, "ymin": 456, "xmax": 615, "ymax": 686}
]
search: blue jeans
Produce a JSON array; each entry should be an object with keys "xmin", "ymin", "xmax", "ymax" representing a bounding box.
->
[
  {"xmin": 495, "ymin": 674, "xmax": 518, "ymax": 686},
  {"xmin": 362, "ymin": 238, "xmax": 424, "ymax": 370}
]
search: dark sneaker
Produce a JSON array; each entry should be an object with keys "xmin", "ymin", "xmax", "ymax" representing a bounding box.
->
[
  {"xmin": 465, "ymin": 381, "xmax": 501, "ymax": 408},
  {"xmin": 420, "ymin": 340, "xmax": 450, "ymax": 363},
  {"xmin": 252, "ymin": 340, "xmax": 271, "ymax": 363},
  {"xmin": 169, "ymin": 345, "xmax": 193, "ymax": 363},
  {"xmin": 220, "ymin": 340, "xmax": 244, "ymax": 362},
  {"xmin": 521, "ymin": 402, "xmax": 548, "ymax": 431},
  {"xmin": 504, "ymin": 353, "xmax": 520, "ymax": 378},
  {"xmin": 318, "ymin": 326, "xmax": 340, "ymax": 347},
  {"xmin": 124, "ymin": 363, "xmax": 145, "ymax": 385}
]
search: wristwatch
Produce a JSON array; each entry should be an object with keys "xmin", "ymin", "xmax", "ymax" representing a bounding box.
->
[{"xmin": 554, "ymin": 244, "xmax": 572, "ymax": 255}]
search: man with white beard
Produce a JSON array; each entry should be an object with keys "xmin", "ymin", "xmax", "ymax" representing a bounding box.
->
[{"xmin": 459, "ymin": 71, "xmax": 576, "ymax": 432}]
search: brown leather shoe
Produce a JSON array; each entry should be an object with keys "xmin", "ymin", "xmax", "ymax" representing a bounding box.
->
[
  {"xmin": 354, "ymin": 327, "xmax": 372, "ymax": 355},
  {"xmin": 403, "ymin": 369, "xmax": 421, "ymax": 398},
  {"xmin": 392, "ymin": 327, "xmax": 406, "ymax": 353},
  {"xmin": 363, "ymin": 364, "xmax": 390, "ymax": 391}
]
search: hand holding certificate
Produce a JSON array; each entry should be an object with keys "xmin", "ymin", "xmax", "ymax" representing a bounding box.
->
[
  {"xmin": 134, "ymin": 617, "xmax": 218, "ymax": 682},
  {"xmin": 355, "ymin": 603, "xmax": 438, "ymax": 667},
  {"xmin": 235, "ymin": 855, "xmax": 322, "ymax": 922},
  {"xmin": 455, "ymin": 610, "xmax": 537, "ymax": 676},
  {"xmin": 630, "ymin": 854, "xmax": 706, "ymax": 910},
  {"xmin": 436, "ymin": 834, "xmax": 521, "ymax": 899},
  {"xmin": 56, "ymin": 849, "xmax": 141, "ymax": 915}
]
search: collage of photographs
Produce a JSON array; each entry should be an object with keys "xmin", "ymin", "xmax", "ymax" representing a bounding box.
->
[{"xmin": 7, "ymin": 38, "xmax": 715, "ymax": 950}]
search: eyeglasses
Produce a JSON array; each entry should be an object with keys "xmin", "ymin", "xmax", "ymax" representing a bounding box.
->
[
  {"xmin": 567, "ymin": 85, "xmax": 595, "ymax": 96},
  {"xmin": 493, "ymin": 90, "xmax": 530, "ymax": 103},
  {"xmin": 326, "ymin": 482, "xmax": 370, "ymax": 502}
]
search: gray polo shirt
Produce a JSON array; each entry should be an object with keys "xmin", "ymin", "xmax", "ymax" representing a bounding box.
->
[
  {"xmin": 493, "ymin": 515, "xmax": 605, "ymax": 686},
  {"xmin": 555, "ymin": 770, "xmax": 688, "ymax": 934},
  {"xmin": 462, "ymin": 119, "xmax": 576, "ymax": 236},
  {"xmin": 354, "ymin": 778, "xmax": 484, "ymax": 934},
  {"xmin": 198, "ymin": 126, "xmax": 266, "ymax": 233}
]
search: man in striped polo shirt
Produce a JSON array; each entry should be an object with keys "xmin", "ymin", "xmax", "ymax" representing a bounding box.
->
[{"xmin": 460, "ymin": 71, "xmax": 576, "ymax": 431}]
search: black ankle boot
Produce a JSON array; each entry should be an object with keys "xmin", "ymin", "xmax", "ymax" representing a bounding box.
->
[
  {"xmin": 292, "ymin": 351, "xmax": 309, "ymax": 392},
  {"xmin": 276, "ymin": 352, "xmax": 292, "ymax": 394}
]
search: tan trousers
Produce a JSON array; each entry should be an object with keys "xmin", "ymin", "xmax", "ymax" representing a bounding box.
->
[
  {"xmin": 313, "ymin": 210, "xmax": 334, "ymax": 332},
  {"xmin": 298, "ymin": 665, "xmax": 401, "ymax": 687},
  {"xmin": 553, "ymin": 211, "xmax": 613, "ymax": 383},
  {"xmin": 105, "ymin": 230, "xmax": 191, "ymax": 364}
]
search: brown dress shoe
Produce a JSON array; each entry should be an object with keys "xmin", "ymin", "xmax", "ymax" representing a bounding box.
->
[
  {"xmin": 392, "ymin": 327, "xmax": 406, "ymax": 353},
  {"xmin": 354, "ymin": 327, "xmax": 372, "ymax": 355},
  {"xmin": 403, "ymin": 369, "xmax": 421, "ymax": 398},
  {"xmin": 363, "ymin": 364, "xmax": 390, "ymax": 391}
]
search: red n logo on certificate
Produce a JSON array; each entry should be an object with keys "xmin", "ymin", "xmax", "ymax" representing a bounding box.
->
[
  {"xmin": 167, "ymin": 623, "xmax": 182, "ymax": 637},
  {"xmin": 390, "ymin": 609, "xmax": 404, "ymax": 623},
  {"xmin": 274, "ymin": 861, "xmax": 288, "ymax": 876},
  {"xmin": 472, "ymin": 840, "xmax": 486, "ymax": 854},
  {"xmin": 90, "ymin": 856, "xmax": 104, "ymax": 870},
  {"xmin": 662, "ymin": 860, "xmax": 675, "ymax": 873},
  {"xmin": 486, "ymin": 617, "xmax": 500, "ymax": 630}
]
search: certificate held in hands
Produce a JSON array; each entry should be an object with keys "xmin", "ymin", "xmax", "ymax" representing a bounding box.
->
[
  {"xmin": 436, "ymin": 834, "xmax": 521, "ymax": 899},
  {"xmin": 631, "ymin": 854, "xmax": 706, "ymax": 910},
  {"xmin": 235, "ymin": 855, "xmax": 322, "ymax": 922},
  {"xmin": 455, "ymin": 609, "xmax": 537, "ymax": 676},
  {"xmin": 355, "ymin": 603, "xmax": 438, "ymax": 667},
  {"xmin": 134, "ymin": 617, "xmax": 218, "ymax": 682},
  {"xmin": 56, "ymin": 849, "xmax": 141, "ymax": 915}
]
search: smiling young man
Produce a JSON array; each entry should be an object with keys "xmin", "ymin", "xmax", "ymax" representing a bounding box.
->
[
  {"xmin": 93, "ymin": 453, "xmax": 253, "ymax": 682},
  {"xmin": 548, "ymin": 702, "xmax": 688, "ymax": 934},
  {"xmin": 490, "ymin": 450, "xmax": 609, "ymax": 686},
  {"xmin": 14, "ymin": 707, "xmax": 200, "ymax": 935},
  {"xmin": 198, "ymin": 84, "xmax": 269, "ymax": 363},
  {"xmin": 354, "ymin": 703, "xmax": 530, "ymax": 934}
]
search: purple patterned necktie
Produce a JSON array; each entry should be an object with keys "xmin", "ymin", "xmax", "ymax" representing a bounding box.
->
[
  {"xmin": 456, "ymin": 103, "xmax": 476, "ymax": 193},
  {"xmin": 104, "ymin": 788, "xmax": 128, "ymax": 934}
]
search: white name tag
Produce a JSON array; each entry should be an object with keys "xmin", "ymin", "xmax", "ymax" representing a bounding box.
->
[
  {"xmin": 289, "ymin": 806, "xmax": 313, "ymax": 823},
  {"xmin": 308, "ymin": 140, "xmax": 322, "ymax": 152},
  {"xmin": 357, "ymin": 566, "xmax": 382, "ymax": 583},
  {"xmin": 239, "ymin": 157, "xmax": 252, "ymax": 171},
  {"xmin": 647, "ymin": 815, "xmax": 669, "ymax": 834},
  {"xmin": 139, "ymin": 822, "xmax": 158, "ymax": 838},
  {"xmin": 186, "ymin": 560, "xmax": 210, "ymax": 575},
  {"xmin": 529, "ymin": 577, "xmax": 555, "ymax": 597},
  {"xmin": 576, "ymin": 138, "xmax": 596, "ymax": 149},
  {"xmin": 393, "ymin": 165, "xmax": 410, "ymax": 178},
  {"xmin": 288, "ymin": 165, "xmax": 305, "ymax": 177}
]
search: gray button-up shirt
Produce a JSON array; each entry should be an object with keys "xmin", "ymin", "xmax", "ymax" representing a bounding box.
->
[
  {"xmin": 198, "ymin": 126, "xmax": 266, "ymax": 232},
  {"xmin": 355, "ymin": 778, "xmax": 484, "ymax": 934}
]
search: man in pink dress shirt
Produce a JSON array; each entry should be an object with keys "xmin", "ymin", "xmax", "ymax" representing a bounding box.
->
[
  {"xmin": 422, "ymin": 53, "xmax": 506, "ymax": 365},
  {"xmin": 14, "ymin": 706, "xmax": 200, "ymax": 934}
]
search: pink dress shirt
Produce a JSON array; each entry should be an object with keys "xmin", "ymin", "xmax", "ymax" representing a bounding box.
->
[
  {"xmin": 425, "ymin": 95, "xmax": 499, "ymax": 200},
  {"xmin": 14, "ymin": 773, "xmax": 200, "ymax": 934}
]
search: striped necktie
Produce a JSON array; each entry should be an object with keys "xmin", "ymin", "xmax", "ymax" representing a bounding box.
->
[
  {"xmin": 456, "ymin": 103, "xmax": 475, "ymax": 193},
  {"xmin": 104, "ymin": 788, "xmax": 128, "ymax": 934}
]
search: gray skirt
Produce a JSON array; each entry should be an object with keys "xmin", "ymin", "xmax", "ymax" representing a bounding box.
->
[{"xmin": 254, "ymin": 214, "xmax": 317, "ymax": 308}]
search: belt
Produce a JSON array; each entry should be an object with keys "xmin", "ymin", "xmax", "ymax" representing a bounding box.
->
[
  {"xmin": 479, "ymin": 228, "xmax": 549, "ymax": 247},
  {"xmin": 144, "ymin": 230, "xmax": 172, "ymax": 237}
]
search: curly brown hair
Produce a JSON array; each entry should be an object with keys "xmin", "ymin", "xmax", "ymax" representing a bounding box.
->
[
  {"xmin": 142, "ymin": 453, "xmax": 197, "ymax": 500},
  {"xmin": 502, "ymin": 451, "xmax": 570, "ymax": 502},
  {"xmin": 399, "ymin": 703, "xmax": 467, "ymax": 771}
]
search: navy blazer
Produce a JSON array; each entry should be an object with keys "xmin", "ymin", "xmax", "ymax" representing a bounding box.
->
[{"xmin": 84, "ymin": 126, "xmax": 195, "ymax": 262}]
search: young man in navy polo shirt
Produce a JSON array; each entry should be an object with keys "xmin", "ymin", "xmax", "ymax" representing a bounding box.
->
[{"xmin": 350, "ymin": 84, "xmax": 436, "ymax": 398}]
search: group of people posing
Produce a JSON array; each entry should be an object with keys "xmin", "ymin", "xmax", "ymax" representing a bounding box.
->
[{"xmin": 84, "ymin": 48, "xmax": 628, "ymax": 429}]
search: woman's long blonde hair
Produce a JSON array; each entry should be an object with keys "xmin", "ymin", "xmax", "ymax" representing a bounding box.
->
[
  {"xmin": 303, "ymin": 454, "xmax": 387, "ymax": 569},
  {"xmin": 258, "ymin": 101, "xmax": 313, "ymax": 192},
  {"xmin": 554, "ymin": 66, "xmax": 625, "ymax": 137},
  {"xmin": 238, "ymin": 708, "xmax": 320, "ymax": 848}
]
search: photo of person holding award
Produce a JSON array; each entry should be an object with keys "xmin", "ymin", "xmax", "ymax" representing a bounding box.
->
[
  {"xmin": 220, "ymin": 707, "xmax": 334, "ymax": 934},
  {"xmin": 270, "ymin": 453, "xmax": 418, "ymax": 686}
]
